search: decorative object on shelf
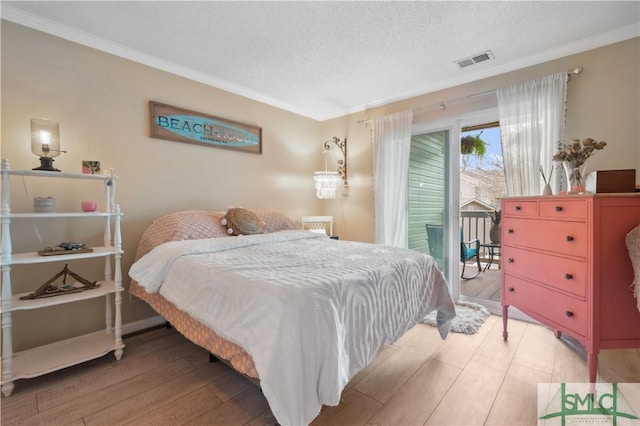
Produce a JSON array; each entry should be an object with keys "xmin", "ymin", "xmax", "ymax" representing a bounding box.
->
[
  {"xmin": 82, "ymin": 160, "xmax": 101, "ymax": 174},
  {"xmin": 30, "ymin": 118, "xmax": 66, "ymax": 171},
  {"xmin": 585, "ymin": 169, "xmax": 636, "ymax": 194},
  {"xmin": 33, "ymin": 196, "xmax": 55, "ymax": 212},
  {"xmin": 150, "ymin": 101, "xmax": 262, "ymax": 154},
  {"xmin": 486, "ymin": 209, "xmax": 501, "ymax": 244},
  {"xmin": 539, "ymin": 164, "xmax": 554, "ymax": 195},
  {"xmin": 81, "ymin": 200, "xmax": 97, "ymax": 212},
  {"xmin": 37, "ymin": 242, "xmax": 93, "ymax": 256},
  {"xmin": 552, "ymin": 138, "xmax": 607, "ymax": 194},
  {"xmin": 314, "ymin": 136, "xmax": 347, "ymax": 199},
  {"xmin": 19, "ymin": 264, "xmax": 98, "ymax": 300}
]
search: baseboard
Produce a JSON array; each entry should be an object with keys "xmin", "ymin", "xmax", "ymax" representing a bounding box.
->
[{"xmin": 122, "ymin": 315, "xmax": 166, "ymax": 336}]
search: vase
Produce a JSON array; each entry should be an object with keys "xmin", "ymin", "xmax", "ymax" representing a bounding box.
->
[
  {"xmin": 563, "ymin": 160, "xmax": 588, "ymax": 194},
  {"xmin": 542, "ymin": 183, "xmax": 552, "ymax": 196},
  {"xmin": 489, "ymin": 223, "xmax": 501, "ymax": 244}
]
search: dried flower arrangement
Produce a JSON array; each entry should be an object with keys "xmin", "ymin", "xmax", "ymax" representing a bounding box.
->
[
  {"xmin": 552, "ymin": 138, "xmax": 607, "ymax": 192},
  {"xmin": 552, "ymin": 138, "xmax": 607, "ymax": 168}
]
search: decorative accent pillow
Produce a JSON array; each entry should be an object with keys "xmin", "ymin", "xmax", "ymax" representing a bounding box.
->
[
  {"xmin": 221, "ymin": 208, "xmax": 265, "ymax": 236},
  {"xmin": 256, "ymin": 211, "xmax": 301, "ymax": 233}
]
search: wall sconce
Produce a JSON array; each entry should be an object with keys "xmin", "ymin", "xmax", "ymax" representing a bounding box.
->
[
  {"xmin": 30, "ymin": 118, "xmax": 65, "ymax": 172},
  {"xmin": 313, "ymin": 136, "xmax": 347, "ymax": 199}
]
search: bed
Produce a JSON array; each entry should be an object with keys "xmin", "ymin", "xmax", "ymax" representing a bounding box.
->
[{"xmin": 129, "ymin": 209, "xmax": 455, "ymax": 426}]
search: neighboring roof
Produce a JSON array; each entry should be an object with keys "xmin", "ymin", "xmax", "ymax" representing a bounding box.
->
[{"xmin": 461, "ymin": 199, "xmax": 495, "ymax": 211}]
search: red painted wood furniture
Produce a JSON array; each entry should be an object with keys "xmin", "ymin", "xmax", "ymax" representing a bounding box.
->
[{"xmin": 501, "ymin": 194, "xmax": 640, "ymax": 384}]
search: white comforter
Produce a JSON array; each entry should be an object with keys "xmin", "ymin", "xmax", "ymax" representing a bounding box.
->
[{"xmin": 129, "ymin": 230, "xmax": 455, "ymax": 425}]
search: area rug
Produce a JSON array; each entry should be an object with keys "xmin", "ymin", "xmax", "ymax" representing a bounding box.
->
[{"xmin": 423, "ymin": 301, "xmax": 490, "ymax": 334}]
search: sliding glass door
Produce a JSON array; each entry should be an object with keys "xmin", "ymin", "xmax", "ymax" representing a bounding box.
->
[{"xmin": 408, "ymin": 130, "xmax": 451, "ymax": 281}]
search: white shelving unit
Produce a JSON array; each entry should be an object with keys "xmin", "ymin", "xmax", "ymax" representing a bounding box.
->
[{"xmin": 0, "ymin": 159, "xmax": 124, "ymax": 397}]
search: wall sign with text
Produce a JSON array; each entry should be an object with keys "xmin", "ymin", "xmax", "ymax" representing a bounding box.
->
[{"xmin": 150, "ymin": 101, "xmax": 262, "ymax": 154}]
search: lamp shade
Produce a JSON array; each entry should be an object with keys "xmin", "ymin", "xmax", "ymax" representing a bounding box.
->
[
  {"xmin": 314, "ymin": 171, "xmax": 341, "ymax": 199},
  {"xmin": 31, "ymin": 118, "xmax": 60, "ymax": 158}
]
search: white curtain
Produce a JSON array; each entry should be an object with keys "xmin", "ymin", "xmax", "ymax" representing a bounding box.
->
[
  {"xmin": 497, "ymin": 72, "xmax": 567, "ymax": 196},
  {"xmin": 372, "ymin": 110, "xmax": 413, "ymax": 247}
]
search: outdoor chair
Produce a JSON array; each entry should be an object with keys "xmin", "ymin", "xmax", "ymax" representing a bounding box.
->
[
  {"xmin": 460, "ymin": 229, "xmax": 481, "ymax": 279},
  {"xmin": 426, "ymin": 224, "xmax": 481, "ymax": 279},
  {"xmin": 425, "ymin": 224, "xmax": 444, "ymax": 265}
]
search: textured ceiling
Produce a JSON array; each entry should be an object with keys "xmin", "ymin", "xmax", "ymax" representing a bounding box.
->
[{"xmin": 2, "ymin": 1, "xmax": 639, "ymax": 121}]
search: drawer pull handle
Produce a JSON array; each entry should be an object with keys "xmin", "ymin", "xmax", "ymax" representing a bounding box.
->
[
  {"xmin": 566, "ymin": 235, "xmax": 574, "ymax": 242},
  {"xmin": 565, "ymin": 310, "xmax": 574, "ymax": 318},
  {"xmin": 515, "ymin": 206, "xmax": 522, "ymax": 211},
  {"xmin": 507, "ymin": 258, "xmax": 514, "ymax": 263},
  {"xmin": 507, "ymin": 287, "xmax": 515, "ymax": 292},
  {"xmin": 555, "ymin": 206, "xmax": 563, "ymax": 212},
  {"xmin": 565, "ymin": 273, "xmax": 573, "ymax": 280},
  {"xmin": 508, "ymin": 229, "xmax": 514, "ymax": 234}
]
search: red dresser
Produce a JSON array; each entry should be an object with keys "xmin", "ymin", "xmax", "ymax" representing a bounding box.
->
[{"xmin": 501, "ymin": 194, "xmax": 640, "ymax": 383}]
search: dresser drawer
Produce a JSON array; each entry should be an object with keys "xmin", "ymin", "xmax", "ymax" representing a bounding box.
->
[
  {"xmin": 539, "ymin": 199, "xmax": 587, "ymax": 221},
  {"xmin": 502, "ymin": 246, "xmax": 587, "ymax": 298},
  {"xmin": 502, "ymin": 218, "xmax": 587, "ymax": 258},
  {"xmin": 503, "ymin": 274, "xmax": 587, "ymax": 337},
  {"xmin": 502, "ymin": 200, "xmax": 537, "ymax": 217}
]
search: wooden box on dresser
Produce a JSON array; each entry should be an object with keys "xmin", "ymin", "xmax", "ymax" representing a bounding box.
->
[
  {"xmin": 501, "ymin": 193, "xmax": 640, "ymax": 384},
  {"xmin": 0, "ymin": 159, "xmax": 124, "ymax": 397}
]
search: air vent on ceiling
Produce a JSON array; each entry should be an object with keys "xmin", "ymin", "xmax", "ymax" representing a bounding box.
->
[{"xmin": 454, "ymin": 50, "xmax": 495, "ymax": 69}]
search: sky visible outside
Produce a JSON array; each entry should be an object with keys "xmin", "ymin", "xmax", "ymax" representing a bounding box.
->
[{"xmin": 462, "ymin": 127, "xmax": 502, "ymax": 170}]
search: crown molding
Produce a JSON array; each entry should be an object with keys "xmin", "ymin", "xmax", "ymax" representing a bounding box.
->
[
  {"xmin": 2, "ymin": 4, "xmax": 638, "ymax": 122},
  {"xmin": 334, "ymin": 23, "xmax": 640, "ymax": 121},
  {"xmin": 0, "ymin": 5, "xmax": 318, "ymax": 120}
]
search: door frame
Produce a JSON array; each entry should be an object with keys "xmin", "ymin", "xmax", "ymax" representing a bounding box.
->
[{"xmin": 413, "ymin": 108, "xmax": 499, "ymax": 305}]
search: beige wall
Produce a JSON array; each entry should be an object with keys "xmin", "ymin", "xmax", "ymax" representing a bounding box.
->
[
  {"xmin": 2, "ymin": 20, "xmax": 638, "ymax": 351},
  {"xmin": 326, "ymin": 37, "xmax": 640, "ymax": 243},
  {"xmin": 1, "ymin": 22, "xmax": 323, "ymax": 351}
]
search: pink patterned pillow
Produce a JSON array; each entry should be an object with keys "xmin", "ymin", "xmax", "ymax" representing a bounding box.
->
[{"xmin": 134, "ymin": 210, "xmax": 229, "ymax": 260}]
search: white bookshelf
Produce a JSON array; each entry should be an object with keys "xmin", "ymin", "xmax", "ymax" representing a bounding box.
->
[{"xmin": 0, "ymin": 159, "xmax": 124, "ymax": 397}]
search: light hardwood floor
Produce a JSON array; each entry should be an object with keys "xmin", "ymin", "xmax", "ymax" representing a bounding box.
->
[{"xmin": 2, "ymin": 316, "xmax": 639, "ymax": 425}]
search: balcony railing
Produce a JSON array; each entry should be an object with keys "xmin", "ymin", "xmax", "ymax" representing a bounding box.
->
[{"xmin": 461, "ymin": 210, "xmax": 497, "ymax": 262}]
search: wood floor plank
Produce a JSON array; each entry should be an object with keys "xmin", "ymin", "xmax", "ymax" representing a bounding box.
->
[
  {"xmin": 344, "ymin": 344, "xmax": 400, "ymax": 392},
  {"xmin": 186, "ymin": 386, "xmax": 270, "ymax": 425},
  {"xmin": 246, "ymin": 409, "xmax": 278, "ymax": 426},
  {"xmin": 597, "ymin": 348, "xmax": 640, "ymax": 383},
  {"xmin": 83, "ymin": 361, "xmax": 230, "ymax": 425},
  {"xmin": 206, "ymin": 370, "xmax": 256, "ymax": 402},
  {"xmin": 511, "ymin": 323, "xmax": 559, "ymax": 374},
  {"xmin": 352, "ymin": 345, "xmax": 432, "ymax": 404},
  {"xmin": 12, "ymin": 358, "xmax": 195, "ymax": 425},
  {"xmin": 431, "ymin": 314, "xmax": 498, "ymax": 369},
  {"xmin": 36, "ymin": 338, "xmax": 204, "ymax": 412},
  {"xmin": 425, "ymin": 360, "xmax": 506, "ymax": 425},
  {"xmin": 310, "ymin": 388, "xmax": 382, "ymax": 426},
  {"xmin": 365, "ymin": 358, "xmax": 461, "ymax": 426},
  {"xmin": 551, "ymin": 336, "xmax": 588, "ymax": 383},
  {"xmin": 468, "ymin": 314, "xmax": 527, "ymax": 371},
  {"xmin": 0, "ymin": 393, "xmax": 38, "ymax": 425},
  {"xmin": 123, "ymin": 387, "xmax": 222, "ymax": 426},
  {"xmin": 485, "ymin": 363, "xmax": 551, "ymax": 425},
  {"xmin": 4, "ymin": 316, "xmax": 640, "ymax": 426}
]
